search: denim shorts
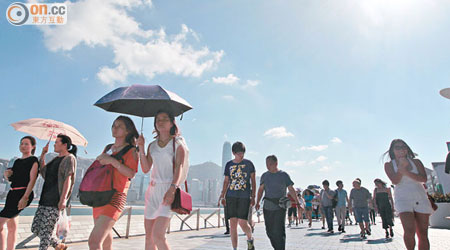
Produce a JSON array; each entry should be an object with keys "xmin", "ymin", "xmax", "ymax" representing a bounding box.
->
[{"xmin": 354, "ymin": 207, "xmax": 369, "ymax": 223}]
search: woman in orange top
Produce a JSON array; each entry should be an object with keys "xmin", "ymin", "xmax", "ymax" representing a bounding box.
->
[{"xmin": 88, "ymin": 116, "xmax": 139, "ymax": 250}]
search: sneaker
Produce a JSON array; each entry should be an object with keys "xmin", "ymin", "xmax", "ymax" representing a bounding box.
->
[
  {"xmin": 224, "ymin": 230, "xmax": 230, "ymax": 235},
  {"xmin": 287, "ymin": 224, "xmax": 291, "ymax": 228},
  {"xmin": 329, "ymin": 230, "xmax": 334, "ymax": 234},
  {"xmin": 321, "ymin": 226, "xmax": 325, "ymax": 229},
  {"xmin": 338, "ymin": 225, "xmax": 342, "ymax": 232},
  {"xmin": 341, "ymin": 230, "xmax": 346, "ymax": 233},
  {"xmin": 308, "ymin": 222, "xmax": 312, "ymax": 228},
  {"xmin": 366, "ymin": 228, "xmax": 371, "ymax": 236},
  {"xmin": 390, "ymin": 228, "xmax": 394, "ymax": 237},
  {"xmin": 385, "ymin": 231, "xmax": 390, "ymax": 239},
  {"xmin": 247, "ymin": 238, "xmax": 255, "ymax": 250}
]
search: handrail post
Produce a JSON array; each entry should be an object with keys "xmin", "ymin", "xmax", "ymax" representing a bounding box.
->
[
  {"xmin": 125, "ymin": 206, "xmax": 132, "ymax": 239},
  {"xmin": 196, "ymin": 209, "xmax": 200, "ymax": 230},
  {"xmin": 218, "ymin": 208, "xmax": 221, "ymax": 228}
]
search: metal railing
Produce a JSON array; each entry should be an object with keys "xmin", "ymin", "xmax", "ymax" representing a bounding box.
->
[
  {"xmin": 112, "ymin": 206, "xmax": 133, "ymax": 239},
  {"xmin": 15, "ymin": 205, "xmax": 262, "ymax": 248}
]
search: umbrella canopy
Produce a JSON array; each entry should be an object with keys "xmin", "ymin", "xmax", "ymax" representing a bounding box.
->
[
  {"xmin": 440, "ymin": 88, "xmax": 450, "ymax": 99},
  {"xmin": 94, "ymin": 84, "xmax": 193, "ymax": 118},
  {"xmin": 11, "ymin": 118, "xmax": 88, "ymax": 147}
]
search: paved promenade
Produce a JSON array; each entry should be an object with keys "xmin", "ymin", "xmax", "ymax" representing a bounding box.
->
[{"xmin": 21, "ymin": 216, "xmax": 450, "ymax": 249}]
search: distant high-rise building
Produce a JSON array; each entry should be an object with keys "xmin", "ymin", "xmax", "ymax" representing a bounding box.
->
[{"xmin": 222, "ymin": 141, "xmax": 232, "ymax": 177}]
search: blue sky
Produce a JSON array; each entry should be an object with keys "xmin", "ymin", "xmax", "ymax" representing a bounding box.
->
[{"xmin": 2, "ymin": 0, "xmax": 450, "ymax": 190}]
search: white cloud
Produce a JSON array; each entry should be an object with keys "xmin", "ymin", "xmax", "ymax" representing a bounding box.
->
[
  {"xmin": 309, "ymin": 155, "xmax": 328, "ymax": 165},
  {"xmin": 319, "ymin": 166, "xmax": 332, "ymax": 172},
  {"xmin": 37, "ymin": 0, "xmax": 223, "ymax": 85},
  {"xmin": 331, "ymin": 137, "xmax": 343, "ymax": 144},
  {"xmin": 285, "ymin": 160, "xmax": 307, "ymax": 167},
  {"xmin": 222, "ymin": 95, "xmax": 235, "ymax": 101},
  {"xmin": 316, "ymin": 155, "xmax": 328, "ymax": 162},
  {"xmin": 243, "ymin": 79, "xmax": 260, "ymax": 88},
  {"xmin": 264, "ymin": 127, "xmax": 294, "ymax": 139},
  {"xmin": 298, "ymin": 145, "xmax": 328, "ymax": 152},
  {"xmin": 211, "ymin": 75, "xmax": 260, "ymax": 88},
  {"xmin": 212, "ymin": 74, "xmax": 240, "ymax": 85}
]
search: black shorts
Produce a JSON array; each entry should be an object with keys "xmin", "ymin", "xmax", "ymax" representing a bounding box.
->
[
  {"xmin": 288, "ymin": 207, "xmax": 297, "ymax": 217},
  {"xmin": 226, "ymin": 196, "xmax": 250, "ymax": 220}
]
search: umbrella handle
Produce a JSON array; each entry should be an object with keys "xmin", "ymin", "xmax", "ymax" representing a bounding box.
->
[
  {"xmin": 47, "ymin": 128, "xmax": 55, "ymax": 144},
  {"xmin": 135, "ymin": 117, "xmax": 144, "ymax": 153}
]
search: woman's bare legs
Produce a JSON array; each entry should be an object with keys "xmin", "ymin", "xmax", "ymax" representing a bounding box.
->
[
  {"xmin": 151, "ymin": 217, "xmax": 170, "ymax": 250},
  {"xmin": 399, "ymin": 212, "xmax": 416, "ymax": 250},
  {"xmin": 415, "ymin": 212, "xmax": 430, "ymax": 250},
  {"xmin": 144, "ymin": 219, "xmax": 156, "ymax": 250},
  {"xmin": 88, "ymin": 216, "xmax": 116, "ymax": 250}
]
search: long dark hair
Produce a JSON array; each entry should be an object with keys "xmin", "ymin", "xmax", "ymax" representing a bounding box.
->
[
  {"xmin": 374, "ymin": 178, "xmax": 387, "ymax": 188},
  {"xmin": 21, "ymin": 136, "xmax": 36, "ymax": 155},
  {"xmin": 384, "ymin": 139, "xmax": 416, "ymax": 161},
  {"xmin": 303, "ymin": 189, "xmax": 314, "ymax": 196},
  {"xmin": 153, "ymin": 110, "xmax": 179, "ymax": 137},
  {"xmin": 114, "ymin": 116, "xmax": 139, "ymax": 146},
  {"xmin": 57, "ymin": 134, "xmax": 77, "ymax": 157}
]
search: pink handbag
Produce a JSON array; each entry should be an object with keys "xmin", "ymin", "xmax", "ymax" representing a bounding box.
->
[{"xmin": 170, "ymin": 139, "xmax": 192, "ymax": 215}]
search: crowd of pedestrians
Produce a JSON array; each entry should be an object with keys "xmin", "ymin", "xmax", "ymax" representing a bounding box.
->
[
  {"xmin": 218, "ymin": 139, "xmax": 434, "ymax": 250},
  {"xmin": 1, "ymin": 126, "xmax": 436, "ymax": 250}
]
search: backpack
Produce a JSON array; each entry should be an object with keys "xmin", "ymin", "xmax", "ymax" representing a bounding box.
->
[{"xmin": 78, "ymin": 144, "xmax": 134, "ymax": 207}]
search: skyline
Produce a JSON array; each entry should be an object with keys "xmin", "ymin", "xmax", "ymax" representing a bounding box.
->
[{"xmin": 2, "ymin": 0, "xmax": 450, "ymax": 190}]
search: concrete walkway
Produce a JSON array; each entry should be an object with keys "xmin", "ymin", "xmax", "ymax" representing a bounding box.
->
[{"xmin": 25, "ymin": 217, "xmax": 450, "ymax": 250}]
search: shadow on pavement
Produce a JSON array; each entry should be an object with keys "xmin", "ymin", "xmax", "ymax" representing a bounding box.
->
[
  {"xmin": 304, "ymin": 232, "xmax": 335, "ymax": 237},
  {"xmin": 342, "ymin": 234, "xmax": 361, "ymax": 237},
  {"xmin": 367, "ymin": 238, "xmax": 393, "ymax": 244},
  {"xmin": 307, "ymin": 228, "xmax": 323, "ymax": 231},
  {"xmin": 186, "ymin": 233, "xmax": 246, "ymax": 240},
  {"xmin": 339, "ymin": 234, "xmax": 365, "ymax": 243},
  {"xmin": 340, "ymin": 237, "xmax": 364, "ymax": 243}
]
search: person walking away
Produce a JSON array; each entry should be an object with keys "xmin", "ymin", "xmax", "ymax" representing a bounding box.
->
[
  {"xmin": 302, "ymin": 189, "xmax": 314, "ymax": 227},
  {"xmin": 384, "ymin": 139, "xmax": 432, "ymax": 250},
  {"xmin": 349, "ymin": 179, "xmax": 372, "ymax": 239},
  {"xmin": 256, "ymin": 155, "xmax": 299, "ymax": 250},
  {"xmin": 373, "ymin": 178, "xmax": 395, "ymax": 239},
  {"xmin": 287, "ymin": 192, "xmax": 298, "ymax": 227},
  {"xmin": 368, "ymin": 199, "xmax": 376, "ymax": 225},
  {"xmin": 218, "ymin": 142, "xmax": 255, "ymax": 250},
  {"xmin": 0, "ymin": 136, "xmax": 39, "ymax": 250},
  {"xmin": 319, "ymin": 180, "xmax": 336, "ymax": 233},
  {"xmin": 32, "ymin": 134, "xmax": 77, "ymax": 250},
  {"xmin": 334, "ymin": 180, "xmax": 349, "ymax": 233},
  {"xmin": 296, "ymin": 189, "xmax": 304, "ymax": 224}
]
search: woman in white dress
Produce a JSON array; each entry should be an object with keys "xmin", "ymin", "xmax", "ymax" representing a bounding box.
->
[
  {"xmin": 384, "ymin": 139, "xmax": 432, "ymax": 250},
  {"xmin": 137, "ymin": 110, "xmax": 189, "ymax": 250}
]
